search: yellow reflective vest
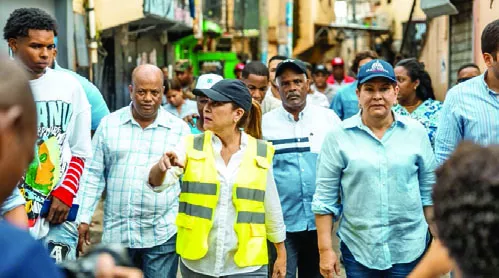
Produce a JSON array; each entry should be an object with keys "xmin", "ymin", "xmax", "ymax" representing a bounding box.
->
[{"xmin": 176, "ymin": 131, "xmax": 274, "ymax": 267}]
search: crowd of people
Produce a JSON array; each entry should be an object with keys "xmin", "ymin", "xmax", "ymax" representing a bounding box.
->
[{"xmin": 1, "ymin": 6, "xmax": 499, "ymax": 278}]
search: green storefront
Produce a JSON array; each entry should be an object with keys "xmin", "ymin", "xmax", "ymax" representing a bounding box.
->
[{"xmin": 174, "ymin": 20, "xmax": 239, "ymax": 79}]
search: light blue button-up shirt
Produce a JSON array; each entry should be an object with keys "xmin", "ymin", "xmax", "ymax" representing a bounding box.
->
[
  {"xmin": 312, "ymin": 112, "xmax": 436, "ymax": 270},
  {"xmin": 263, "ymin": 104, "xmax": 341, "ymax": 232},
  {"xmin": 435, "ymin": 73, "xmax": 499, "ymax": 165},
  {"xmin": 330, "ymin": 81, "xmax": 360, "ymax": 120}
]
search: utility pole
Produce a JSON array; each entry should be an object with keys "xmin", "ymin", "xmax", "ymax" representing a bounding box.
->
[
  {"xmin": 352, "ymin": 0, "xmax": 357, "ymax": 53},
  {"xmin": 259, "ymin": 0, "xmax": 268, "ymax": 63},
  {"xmin": 286, "ymin": 0, "xmax": 293, "ymax": 57}
]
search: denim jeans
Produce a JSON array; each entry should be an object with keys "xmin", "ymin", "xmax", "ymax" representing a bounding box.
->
[
  {"xmin": 283, "ymin": 231, "xmax": 321, "ymax": 278},
  {"xmin": 340, "ymin": 236, "xmax": 430, "ymax": 278},
  {"xmin": 41, "ymin": 221, "xmax": 79, "ymax": 263},
  {"xmin": 128, "ymin": 234, "xmax": 179, "ymax": 278},
  {"xmin": 180, "ymin": 261, "xmax": 268, "ymax": 277}
]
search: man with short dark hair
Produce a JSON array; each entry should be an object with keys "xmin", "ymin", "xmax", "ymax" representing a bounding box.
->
[
  {"xmin": 267, "ymin": 55, "xmax": 288, "ymax": 100},
  {"xmin": 4, "ymin": 7, "xmax": 92, "ymax": 262},
  {"xmin": 77, "ymin": 64, "xmax": 189, "ymax": 278},
  {"xmin": 410, "ymin": 19, "xmax": 499, "ymax": 278},
  {"xmin": 435, "ymin": 19, "xmax": 499, "ymax": 164},
  {"xmin": 456, "ymin": 63, "xmax": 481, "ymax": 84},
  {"xmin": 331, "ymin": 51, "xmax": 378, "ymax": 120},
  {"xmin": 309, "ymin": 65, "xmax": 333, "ymax": 107},
  {"xmin": 0, "ymin": 59, "xmax": 142, "ymax": 278},
  {"xmin": 262, "ymin": 59, "xmax": 341, "ymax": 277},
  {"xmin": 325, "ymin": 57, "xmax": 355, "ymax": 103},
  {"xmin": 242, "ymin": 61, "xmax": 281, "ymax": 114},
  {"xmin": 175, "ymin": 59, "xmax": 196, "ymax": 100}
]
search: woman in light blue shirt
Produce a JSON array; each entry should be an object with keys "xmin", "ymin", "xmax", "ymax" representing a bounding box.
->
[{"xmin": 313, "ymin": 60, "xmax": 436, "ymax": 278}]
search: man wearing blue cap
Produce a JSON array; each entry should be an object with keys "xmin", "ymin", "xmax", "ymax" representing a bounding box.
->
[
  {"xmin": 314, "ymin": 59, "xmax": 435, "ymax": 278},
  {"xmin": 262, "ymin": 59, "xmax": 341, "ymax": 277}
]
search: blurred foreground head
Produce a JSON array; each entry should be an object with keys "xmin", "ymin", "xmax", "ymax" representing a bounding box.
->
[
  {"xmin": 0, "ymin": 57, "xmax": 38, "ymax": 204},
  {"xmin": 433, "ymin": 141, "xmax": 499, "ymax": 278}
]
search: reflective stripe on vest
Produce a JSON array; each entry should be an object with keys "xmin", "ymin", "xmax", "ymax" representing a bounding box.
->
[
  {"xmin": 256, "ymin": 139, "xmax": 267, "ymax": 158},
  {"xmin": 176, "ymin": 131, "xmax": 274, "ymax": 267},
  {"xmin": 193, "ymin": 134, "xmax": 205, "ymax": 151},
  {"xmin": 236, "ymin": 187, "xmax": 265, "ymax": 202},
  {"xmin": 181, "ymin": 181, "xmax": 218, "ymax": 195},
  {"xmin": 179, "ymin": 202, "xmax": 213, "ymax": 220},
  {"xmin": 237, "ymin": 211, "xmax": 265, "ymax": 224}
]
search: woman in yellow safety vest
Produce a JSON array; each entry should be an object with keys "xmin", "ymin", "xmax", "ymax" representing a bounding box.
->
[{"xmin": 149, "ymin": 79, "xmax": 287, "ymax": 278}]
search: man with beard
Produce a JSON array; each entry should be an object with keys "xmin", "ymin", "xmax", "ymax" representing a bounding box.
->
[{"xmin": 262, "ymin": 59, "xmax": 341, "ymax": 277}]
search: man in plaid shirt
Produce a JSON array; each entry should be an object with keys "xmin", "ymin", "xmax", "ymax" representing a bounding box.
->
[{"xmin": 77, "ymin": 64, "xmax": 190, "ymax": 278}]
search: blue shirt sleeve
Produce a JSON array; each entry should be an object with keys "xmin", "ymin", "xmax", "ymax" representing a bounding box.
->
[
  {"xmin": 80, "ymin": 78, "xmax": 110, "ymax": 131},
  {"xmin": 330, "ymin": 91, "xmax": 344, "ymax": 120},
  {"xmin": 416, "ymin": 125, "xmax": 437, "ymax": 206},
  {"xmin": 0, "ymin": 222, "xmax": 64, "ymax": 278},
  {"xmin": 434, "ymin": 89, "xmax": 463, "ymax": 165},
  {"xmin": 312, "ymin": 129, "xmax": 343, "ymax": 220},
  {"xmin": 0, "ymin": 187, "xmax": 25, "ymax": 215},
  {"xmin": 58, "ymin": 67, "xmax": 110, "ymax": 131}
]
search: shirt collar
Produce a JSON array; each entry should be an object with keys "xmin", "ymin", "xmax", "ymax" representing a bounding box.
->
[
  {"xmin": 119, "ymin": 103, "xmax": 172, "ymax": 129},
  {"xmin": 344, "ymin": 110, "xmax": 407, "ymax": 129},
  {"xmin": 279, "ymin": 103, "xmax": 309, "ymax": 122},
  {"xmin": 480, "ymin": 71, "xmax": 499, "ymax": 96}
]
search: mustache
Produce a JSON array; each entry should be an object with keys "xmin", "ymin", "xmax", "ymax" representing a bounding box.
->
[{"xmin": 286, "ymin": 91, "xmax": 301, "ymax": 99}]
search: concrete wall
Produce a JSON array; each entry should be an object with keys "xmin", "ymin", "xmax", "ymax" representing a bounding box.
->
[
  {"xmin": 473, "ymin": 0, "xmax": 499, "ymax": 71},
  {"xmin": 94, "ymin": 0, "xmax": 144, "ymax": 30},
  {"xmin": 419, "ymin": 16, "xmax": 449, "ymax": 101}
]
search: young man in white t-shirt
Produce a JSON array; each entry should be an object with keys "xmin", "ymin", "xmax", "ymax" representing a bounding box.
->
[{"xmin": 4, "ymin": 8, "xmax": 92, "ymax": 263}]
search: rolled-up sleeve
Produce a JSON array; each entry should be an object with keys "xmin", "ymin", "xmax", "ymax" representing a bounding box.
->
[
  {"xmin": 312, "ymin": 131, "xmax": 343, "ymax": 220},
  {"xmin": 264, "ymin": 167, "xmax": 286, "ymax": 243},
  {"xmin": 417, "ymin": 129, "xmax": 437, "ymax": 207},
  {"xmin": 147, "ymin": 138, "xmax": 187, "ymax": 193}
]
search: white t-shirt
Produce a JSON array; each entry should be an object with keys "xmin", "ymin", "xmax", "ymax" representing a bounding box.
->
[
  {"xmin": 307, "ymin": 91, "xmax": 330, "ymax": 108},
  {"xmin": 22, "ymin": 68, "xmax": 92, "ymax": 238},
  {"xmin": 262, "ymin": 88, "xmax": 282, "ymax": 114}
]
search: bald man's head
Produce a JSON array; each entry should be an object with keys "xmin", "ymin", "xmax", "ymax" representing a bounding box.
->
[
  {"xmin": 131, "ymin": 64, "xmax": 164, "ymax": 87},
  {"xmin": 129, "ymin": 64, "xmax": 164, "ymax": 125},
  {"xmin": 0, "ymin": 57, "xmax": 38, "ymax": 204}
]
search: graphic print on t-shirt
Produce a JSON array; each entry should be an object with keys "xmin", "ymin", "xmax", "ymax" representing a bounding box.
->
[{"xmin": 19, "ymin": 100, "xmax": 73, "ymax": 226}]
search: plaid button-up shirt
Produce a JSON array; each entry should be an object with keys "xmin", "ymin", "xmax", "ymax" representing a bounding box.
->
[{"xmin": 77, "ymin": 105, "xmax": 190, "ymax": 248}]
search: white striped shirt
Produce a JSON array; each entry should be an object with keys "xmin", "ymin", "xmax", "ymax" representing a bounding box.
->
[{"xmin": 435, "ymin": 72, "xmax": 499, "ymax": 164}]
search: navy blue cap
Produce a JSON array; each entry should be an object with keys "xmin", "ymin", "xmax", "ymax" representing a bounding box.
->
[
  {"xmin": 357, "ymin": 59, "xmax": 396, "ymax": 85},
  {"xmin": 193, "ymin": 79, "xmax": 252, "ymax": 112},
  {"xmin": 275, "ymin": 59, "xmax": 309, "ymax": 78}
]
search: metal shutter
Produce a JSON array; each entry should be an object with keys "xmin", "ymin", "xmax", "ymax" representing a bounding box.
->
[{"xmin": 449, "ymin": 0, "xmax": 473, "ymax": 85}]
